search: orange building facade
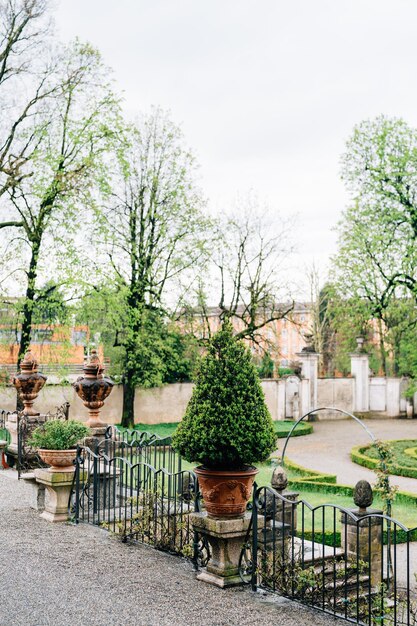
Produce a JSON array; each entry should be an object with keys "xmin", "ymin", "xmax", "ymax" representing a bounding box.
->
[
  {"xmin": 0, "ymin": 324, "xmax": 92, "ymax": 366},
  {"xmin": 181, "ymin": 303, "xmax": 313, "ymax": 367}
]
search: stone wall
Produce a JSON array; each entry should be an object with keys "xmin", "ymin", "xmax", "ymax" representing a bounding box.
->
[{"xmin": 0, "ymin": 353, "xmax": 412, "ymax": 423}]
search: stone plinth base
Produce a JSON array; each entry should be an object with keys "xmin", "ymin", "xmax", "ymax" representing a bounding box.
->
[
  {"xmin": 341, "ymin": 508, "xmax": 383, "ymax": 586},
  {"xmin": 34, "ymin": 468, "xmax": 78, "ymax": 522},
  {"xmin": 191, "ymin": 511, "xmax": 252, "ymax": 588},
  {"xmin": 21, "ymin": 472, "xmax": 45, "ymax": 511},
  {"xmin": 84, "ymin": 426, "xmax": 108, "ymax": 450}
]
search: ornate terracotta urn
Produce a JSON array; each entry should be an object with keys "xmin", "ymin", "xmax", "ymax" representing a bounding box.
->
[
  {"xmin": 11, "ymin": 351, "xmax": 47, "ymax": 416},
  {"xmin": 72, "ymin": 350, "xmax": 114, "ymax": 428}
]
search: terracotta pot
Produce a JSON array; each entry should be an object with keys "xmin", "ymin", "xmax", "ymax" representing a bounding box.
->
[
  {"xmin": 195, "ymin": 466, "xmax": 258, "ymax": 518},
  {"xmin": 38, "ymin": 449, "xmax": 77, "ymax": 473}
]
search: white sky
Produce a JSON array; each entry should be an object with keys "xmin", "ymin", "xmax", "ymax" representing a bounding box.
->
[{"xmin": 54, "ymin": 0, "xmax": 417, "ymax": 295}]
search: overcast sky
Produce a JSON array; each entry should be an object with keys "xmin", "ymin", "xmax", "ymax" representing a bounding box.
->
[{"xmin": 54, "ymin": 0, "xmax": 417, "ymax": 295}]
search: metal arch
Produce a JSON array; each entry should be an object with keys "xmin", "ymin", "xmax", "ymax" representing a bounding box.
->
[{"xmin": 280, "ymin": 406, "xmax": 377, "ymax": 467}]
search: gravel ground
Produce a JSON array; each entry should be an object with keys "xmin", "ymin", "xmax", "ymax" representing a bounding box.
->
[{"xmin": 0, "ymin": 471, "xmax": 340, "ymax": 626}]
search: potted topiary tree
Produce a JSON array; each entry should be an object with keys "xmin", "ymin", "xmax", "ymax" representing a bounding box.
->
[
  {"xmin": 28, "ymin": 419, "xmax": 90, "ymax": 472},
  {"xmin": 172, "ymin": 322, "xmax": 277, "ymax": 518}
]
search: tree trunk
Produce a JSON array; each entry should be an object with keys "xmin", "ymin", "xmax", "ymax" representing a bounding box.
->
[
  {"xmin": 377, "ymin": 318, "xmax": 387, "ymax": 376},
  {"xmin": 121, "ymin": 377, "xmax": 135, "ymax": 429},
  {"xmin": 17, "ymin": 239, "xmax": 40, "ymax": 366},
  {"xmin": 16, "ymin": 240, "xmax": 40, "ymax": 410}
]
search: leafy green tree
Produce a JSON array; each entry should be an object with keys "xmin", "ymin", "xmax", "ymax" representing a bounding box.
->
[
  {"xmin": 0, "ymin": 41, "xmax": 120, "ymax": 368},
  {"xmin": 172, "ymin": 322, "xmax": 276, "ymax": 469},
  {"xmin": 340, "ymin": 116, "xmax": 417, "ymax": 298},
  {"xmin": 96, "ymin": 109, "xmax": 210, "ymax": 427},
  {"xmin": 332, "ymin": 116, "xmax": 417, "ymax": 374},
  {"xmin": 77, "ymin": 286, "xmax": 202, "ymax": 387},
  {"xmin": 31, "ymin": 281, "xmax": 69, "ymax": 325}
]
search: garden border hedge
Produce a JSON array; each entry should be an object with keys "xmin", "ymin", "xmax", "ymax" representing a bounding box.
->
[
  {"xmin": 281, "ymin": 456, "xmax": 417, "ymax": 545},
  {"xmin": 351, "ymin": 439, "xmax": 417, "ymax": 480}
]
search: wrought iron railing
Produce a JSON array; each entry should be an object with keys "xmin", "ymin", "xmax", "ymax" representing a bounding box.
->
[
  {"xmin": 71, "ymin": 444, "xmax": 199, "ymax": 560},
  {"xmin": 104, "ymin": 425, "xmax": 182, "ymax": 474},
  {"xmin": 240, "ymin": 484, "xmax": 417, "ymax": 626}
]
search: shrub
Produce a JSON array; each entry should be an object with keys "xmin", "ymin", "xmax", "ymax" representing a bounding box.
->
[
  {"xmin": 28, "ymin": 419, "xmax": 89, "ymax": 450},
  {"xmin": 172, "ymin": 322, "xmax": 277, "ymax": 469}
]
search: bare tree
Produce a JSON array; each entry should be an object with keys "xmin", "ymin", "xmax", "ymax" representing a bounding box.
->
[
  {"xmin": 0, "ymin": 0, "xmax": 57, "ymax": 198},
  {"xmin": 189, "ymin": 203, "xmax": 295, "ymax": 357}
]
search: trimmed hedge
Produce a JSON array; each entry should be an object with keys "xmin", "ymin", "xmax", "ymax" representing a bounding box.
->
[
  {"xmin": 351, "ymin": 439, "xmax": 417, "ymax": 480},
  {"xmin": 275, "ymin": 421, "xmax": 313, "ymax": 438},
  {"xmin": 281, "ymin": 456, "xmax": 417, "ymax": 545},
  {"xmin": 284, "ymin": 456, "xmax": 417, "ymax": 518}
]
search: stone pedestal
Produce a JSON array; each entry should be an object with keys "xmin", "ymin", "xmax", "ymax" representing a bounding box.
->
[
  {"xmin": 84, "ymin": 426, "xmax": 108, "ymax": 450},
  {"xmin": 191, "ymin": 512, "xmax": 253, "ymax": 588},
  {"xmin": 4, "ymin": 412, "xmax": 18, "ymax": 458},
  {"xmin": 34, "ymin": 468, "xmax": 77, "ymax": 522},
  {"xmin": 21, "ymin": 472, "xmax": 45, "ymax": 511},
  {"xmin": 274, "ymin": 490, "xmax": 299, "ymax": 531},
  {"xmin": 341, "ymin": 508, "xmax": 383, "ymax": 586}
]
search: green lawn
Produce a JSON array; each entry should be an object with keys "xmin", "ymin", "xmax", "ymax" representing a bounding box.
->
[
  {"xmin": 365, "ymin": 439, "xmax": 417, "ymax": 469},
  {"xmin": 120, "ymin": 419, "xmax": 313, "ymax": 440}
]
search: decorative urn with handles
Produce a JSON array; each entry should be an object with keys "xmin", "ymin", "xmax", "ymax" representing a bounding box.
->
[
  {"xmin": 12, "ymin": 351, "xmax": 47, "ymax": 416},
  {"xmin": 72, "ymin": 350, "xmax": 114, "ymax": 428}
]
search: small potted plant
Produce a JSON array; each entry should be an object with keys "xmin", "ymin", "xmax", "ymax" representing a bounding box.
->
[
  {"xmin": 172, "ymin": 322, "xmax": 277, "ymax": 518},
  {"xmin": 28, "ymin": 419, "xmax": 90, "ymax": 472}
]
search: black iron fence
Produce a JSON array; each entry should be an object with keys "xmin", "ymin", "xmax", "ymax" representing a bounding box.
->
[
  {"xmin": 0, "ymin": 402, "xmax": 70, "ymax": 476},
  {"xmin": 241, "ymin": 484, "xmax": 417, "ymax": 626},
  {"xmin": 71, "ymin": 443, "xmax": 199, "ymax": 559},
  {"xmin": 0, "ymin": 409, "xmax": 12, "ymax": 443},
  {"xmin": 104, "ymin": 426, "xmax": 182, "ymax": 474}
]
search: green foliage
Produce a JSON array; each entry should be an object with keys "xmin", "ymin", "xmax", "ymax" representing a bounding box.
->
[
  {"xmin": 31, "ymin": 282, "xmax": 69, "ymax": 325},
  {"xmin": 28, "ymin": 419, "xmax": 89, "ymax": 450},
  {"xmin": 331, "ymin": 116, "xmax": 417, "ymax": 375},
  {"xmin": 172, "ymin": 322, "xmax": 277, "ymax": 469},
  {"xmin": 76, "ymin": 288, "xmax": 201, "ymax": 387},
  {"xmin": 256, "ymin": 352, "xmax": 275, "ymax": 378}
]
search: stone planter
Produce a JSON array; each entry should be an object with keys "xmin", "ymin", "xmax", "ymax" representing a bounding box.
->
[
  {"xmin": 38, "ymin": 449, "xmax": 77, "ymax": 473},
  {"xmin": 195, "ymin": 466, "xmax": 258, "ymax": 518}
]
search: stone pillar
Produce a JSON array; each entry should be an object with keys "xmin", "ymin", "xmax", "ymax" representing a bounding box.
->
[
  {"xmin": 340, "ymin": 480, "xmax": 383, "ymax": 587},
  {"xmin": 276, "ymin": 380, "xmax": 286, "ymax": 420},
  {"xmin": 34, "ymin": 468, "xmax": 77, "ymax": 522},
  {"xmin": 270, "ymin": 466, "xmax": 298, "ymax": 532},
  {"xmin": 386, "ymin": 378, "xmax": 401, "ymax": 417},
  {"xmin": 350, "ymin": 339, "xmax": 369, "ymax": 413},
  {"xmin": 191, "ymin": 512, "xmax": 253, "ymax": 588},
  {"xmin": 296, "ymin": 349, "xmax": 319, "ymax": 414}
]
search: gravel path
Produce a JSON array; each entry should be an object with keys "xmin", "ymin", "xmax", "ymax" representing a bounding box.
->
[
  {"xmin": 0, "ymin": 470, "xmax": 339, "ymax": 626},
  {"xmin": 284, "ymin": 418, "xmax": 417, "ymax": 493}
]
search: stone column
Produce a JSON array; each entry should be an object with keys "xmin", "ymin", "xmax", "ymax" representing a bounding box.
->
[
  {"xmin": 296, "ymin": 349, "xmax": 319, "ymax": 414},
  {"xmin": 340, "ymin": 480, "xmax": 383, "ymax": 587},
  {"xmin": 191, "ymin": 512, "xmax": 253, "ymax": 588},
  {"xmin": 350, "ymin": 338, "xmax": 369, "ymax": 413}
]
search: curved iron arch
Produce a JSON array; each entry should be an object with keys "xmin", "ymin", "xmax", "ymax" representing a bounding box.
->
[{"xmin": 280, "ymin": 406, "xmax": 377, "ymax": 466}]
